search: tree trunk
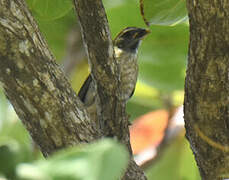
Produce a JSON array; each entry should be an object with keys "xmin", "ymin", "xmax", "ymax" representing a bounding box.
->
[
  {"xmin": 0, "ymin": 0, "xmax": 99, "ymax": 157},
  {"xmin": 0, "ymin": 0, "xmax": 146, "ymax": 179},
  {"xmin": 184, "ymin": 1, "xmax": 229, "ymax": 180}
]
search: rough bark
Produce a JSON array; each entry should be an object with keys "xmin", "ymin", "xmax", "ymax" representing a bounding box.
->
[
  {"xmin": 0, "ymin": 0, "xmax": 99, "ymax": 157},
  {"xmin": 0, "ymin": 0, "xmax": 146, "ymax": 179},
  {"xmin": 184, "ymin": 1, "xmax": 229, "ymax": 180},
  {"xmin": 74, "ymin": 1, "xmax": 146, "ymax": 179}
]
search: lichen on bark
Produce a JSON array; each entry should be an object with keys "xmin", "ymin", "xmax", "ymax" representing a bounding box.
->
[
  {"xmin": 184, "ymin": 1, "xmax": 229, "ymax": 179},
  {"xmin": 0, "ymin": 0, "xmax": 146, "ymax": 179},
  {"xmin": 0, "ymin": 0, "xmax": 98, "ymax": 156}
]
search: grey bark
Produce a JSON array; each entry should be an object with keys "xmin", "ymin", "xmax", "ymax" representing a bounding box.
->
[
  {"xmin": 0, "ymin": 0, "xmax": 99, "ymax": 157},
  {"xmin": 0, "ymin": 0, "xmax": 146, "ymax": 179},
  {"xmin": 184, "ymin": 1, "xmax": 229, "ymax": 180},
  {"xmin": 74, "ymin": 1, "xmax": 146, "ymax": 179}
]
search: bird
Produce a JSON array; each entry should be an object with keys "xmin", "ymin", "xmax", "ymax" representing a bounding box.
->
[{"xmin": 78, "ymin": 27, "xmax": 150, "ymax": 124}]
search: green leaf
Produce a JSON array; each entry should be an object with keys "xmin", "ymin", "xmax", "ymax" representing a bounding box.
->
[
  {"xmin": 140, "ymin": 0, "xmax": 188, "ymax": 26},
  {"xmin": 17, "ymin": 139, "xmax": 129, "ymax": 180},
  {"xmin": 35, "ymin": 9, "xmax": 76, "ymax": 61},
  {"xmin": 26, "ymin": 0, "xmax": 73, "ymax": 21},
  {"xmin": 139, "ymin": 24, "xmax": 188, "ymax": 92},
  {"xmin": 105, "ymin": 0, "xmax": 146, "ymax": 37},
  {"xmin": 0, "ymin": 139, "xmax": 36, "ymax": 179},
  {"xmin": 0, "ymin": 142, "xmax": 19, "ymax": 179},
  {"xmin": 103, "ymin": 0, "xmax": 126, "ymax": 9}
]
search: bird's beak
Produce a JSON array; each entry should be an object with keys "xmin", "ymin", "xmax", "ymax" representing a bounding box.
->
[
  {"xmin": 134, "ymin": 28, "xmax": 151, "ymax": 40},
  {"xmin": 145, "ymin": 29, "xmax": 151, "ymax": 35},
  {"xmin": 140, "ymin": 29, "xmax": 151, "ymax": 39}
]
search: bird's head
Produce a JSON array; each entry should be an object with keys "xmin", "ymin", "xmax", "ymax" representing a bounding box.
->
[{"xmin": 113, "ymin": 27, "xmax": 150, "ymax": 52}]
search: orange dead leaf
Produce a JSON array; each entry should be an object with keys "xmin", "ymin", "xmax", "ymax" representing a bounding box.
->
[{"xmin": 130, "ymin": 109, "xmax": 169, "ymax": 154}]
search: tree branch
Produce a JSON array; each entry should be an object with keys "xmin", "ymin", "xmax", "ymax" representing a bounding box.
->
[
  {"xmin": 184, "ymin": 1, "xmax": 229, "ymax": 179},
  {"xmin": 0, "ymin": 0, "xmax": 98, "ymax": 157},
  {"xmin": 74, "ymin": 0, "xmax": 146, "ymax": 179},
  {"xmin": 0, "ymin": 0, "xmax": 146, "ymax": 179},
  {"xmin": 74, "ymin": 0, "xmax": 127, "ymax": 145}
]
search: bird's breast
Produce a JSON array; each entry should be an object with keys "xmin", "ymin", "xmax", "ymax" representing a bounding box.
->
[{"xmin": 115, "ymin": 48, "xmax": 139, "ymax": 101}]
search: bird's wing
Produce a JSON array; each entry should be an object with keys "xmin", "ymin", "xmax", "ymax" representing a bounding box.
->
[
  {"xmin": 78, "ymin": 74, "xmax": 93, "ymax": 102},
  {"xmin": 130, "ymin": 87, "xmax": 136, "ymax": 99}
]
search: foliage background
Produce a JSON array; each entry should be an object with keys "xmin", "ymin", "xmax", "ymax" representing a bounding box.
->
[{"xmin": 0, "ymin": 0, "xmax": 201, "ymax": 179}]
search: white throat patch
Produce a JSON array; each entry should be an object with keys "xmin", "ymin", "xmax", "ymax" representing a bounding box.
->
[{"xmin": 114, "ymin": 46, "xmax": 123, "ymax": 58}]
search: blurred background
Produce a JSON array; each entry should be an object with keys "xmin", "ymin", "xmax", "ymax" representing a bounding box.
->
[{"xmin": 0, "ymin": 0, "xmax": 201, "ymax": 179}]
